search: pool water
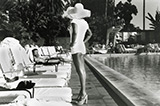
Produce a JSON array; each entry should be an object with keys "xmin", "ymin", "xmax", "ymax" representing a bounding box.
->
[{"xmin": 94, "ymin": 54, "xmax": 160, "ymax": 95}]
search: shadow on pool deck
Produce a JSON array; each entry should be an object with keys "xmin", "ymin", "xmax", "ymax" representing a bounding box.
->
[{"xmin": 69, "ymin": 63, "xmax": 118, "ymax": 106}]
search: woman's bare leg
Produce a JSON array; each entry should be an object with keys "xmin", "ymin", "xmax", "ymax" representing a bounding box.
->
[{"xmin": 72, "ymin": 53, "xmax": 87, "ymax": 97}]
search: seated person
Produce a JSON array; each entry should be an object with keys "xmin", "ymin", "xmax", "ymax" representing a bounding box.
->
[
  {"xmin": 32, "ymin": 48, "xmax": 48, "ymax": 63},
  {"xmin": 32, "ymin": 48, "xmax": 61, "ymax": 65}
]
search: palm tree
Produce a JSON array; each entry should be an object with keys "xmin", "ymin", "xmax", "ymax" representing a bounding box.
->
[
  {"xmin": 146, "ymin": 11, "xmax": 160, "ymax": 42},
  {"xmin": 146, "ymin": 11, "xmax": 160, "ymax": 30}
]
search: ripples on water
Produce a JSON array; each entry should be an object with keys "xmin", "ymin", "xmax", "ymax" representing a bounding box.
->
[{"xmin": 95, "ymin": 54, "xmax": 160, "ymax": 94}]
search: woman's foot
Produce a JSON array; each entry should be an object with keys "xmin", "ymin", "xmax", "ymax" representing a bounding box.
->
[
  {"xmin": 76, "ymin": 94, "xmax": 88, "ymax": 105},
  {"xmin": 74, "ymin": 90, "xmax": 83, "ymax": 101}
]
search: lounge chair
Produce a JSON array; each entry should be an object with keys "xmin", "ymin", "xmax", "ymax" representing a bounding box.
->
[
  {"xmin": 0, "ymin": 47, "xmax": 68, "ymax": 87},
  {"xmin": 7, "ymin": 46, "xmax": 71, "ymax": 79},
  {"xmin": 0, "ymin": 68, "xmax": 33, "ymax": 104},
  {"xmin": 40, "ymin": 46, "xmax": 69, "ymax": 56},
  {"xmin": 33, "ymin": 87, "xmax": 72, "ymax": 102},
  {"xmin": 153, "ymin": 43, "xmax": 160, "ymax": 52},
  {"xmin": 0, "ymin": 38, "xmax": 73, "ymax": 105},
  {"xmin": 23, "ymin": 98, "xmax": 72, "ymax": 106},
  {"xmin": 119, "ymin": 44, "xmax": 137, "ymax": 53},
  {"xmin": 0, "ymin": 62, "xmax": 72, "ymax": 102},
  {"xmin": 0, "ymin": 47, "xmax": 72, "ymax": 102},
  {"xmin": 0, "ymin": 90, "xmax": 32, "ymax": 104},
  {"xmin": 30, "ymin": 47, "xmax": 65, "ymax": 72},
  {"xmin": 0, "ymin": 77, "xmax": 72, "ymax": 106},
  {"xmin": 0, "ymin": 85, "xmax": 72, "ymax": 106},
  {"xmin": 92, "ymin": 47, "xmax": 108, "ymax": 54},
  {"xmin": 40, "ymin": 46, "xmax": 61, "ymax": 58},
  {"xmin": 0, "ymin": 82, "xmax": 72, "ymax": 105}
]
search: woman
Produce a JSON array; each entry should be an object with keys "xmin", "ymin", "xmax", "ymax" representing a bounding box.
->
[{"xmin": 64, "ymin": 3, "xmax": 92, "ymax": 105}]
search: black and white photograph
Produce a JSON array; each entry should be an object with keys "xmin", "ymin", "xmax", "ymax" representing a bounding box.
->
[{"xmin": 0, "ymin": 0, "xmax": 160, "ymax": 106}]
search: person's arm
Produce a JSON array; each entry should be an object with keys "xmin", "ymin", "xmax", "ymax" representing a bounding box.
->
[
  {"xmin": 70, "ymin": 23, "xmax": 78, "ymax": 47},
  {"xmin": 34, "ymin": 56, "xmax": 47, "ymax": 63},
  {"xmin": 84, "ymin": 28, "xmax": 92, "ymax": 43}
]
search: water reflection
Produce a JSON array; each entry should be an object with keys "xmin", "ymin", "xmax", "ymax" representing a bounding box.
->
[{"xmin": 95, "ymin": 55, "xmax": 160, "ymax": 94}]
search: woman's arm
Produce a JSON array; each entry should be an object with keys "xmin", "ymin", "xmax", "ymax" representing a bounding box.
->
[
  {"xmin": 84, "ymin": 28, "xmax": 92, "ymax": 43},
  {"xmin": 70, "ymin": 23, "xmax": 78, "ymax": 47}
]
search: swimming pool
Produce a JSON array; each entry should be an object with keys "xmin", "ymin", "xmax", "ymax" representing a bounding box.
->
[{"xmin": 93, "ymin": 54, "xmax": 160, "ymax": 95}]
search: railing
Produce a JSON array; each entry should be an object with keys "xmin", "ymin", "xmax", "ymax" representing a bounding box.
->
[{"xmin": 84, "ymin": 56, "xmax": 160, "ymax": 106}]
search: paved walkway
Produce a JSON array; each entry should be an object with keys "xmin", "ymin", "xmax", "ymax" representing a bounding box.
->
[{"xmin": 69, "ymin": 63, "xmax": 118, "ymax": 106}]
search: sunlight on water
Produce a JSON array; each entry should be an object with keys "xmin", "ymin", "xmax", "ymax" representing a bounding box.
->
[{"xmin": 95, "ymin": 54, "xmax": 160, "ymax": 95}]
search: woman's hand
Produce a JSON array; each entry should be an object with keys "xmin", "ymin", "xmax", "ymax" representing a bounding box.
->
[{"xmin": 70, "ymin": 42, "xmax": 75, "ymax": 48}]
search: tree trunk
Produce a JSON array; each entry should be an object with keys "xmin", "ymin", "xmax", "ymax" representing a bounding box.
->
[{"xmin": 105, "ymin": 0, "xmax": 108, "ymax": 19}]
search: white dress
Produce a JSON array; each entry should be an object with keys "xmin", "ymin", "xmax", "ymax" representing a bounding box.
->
[{"xmin": 69, "ymin": 19, "xmax": 89, "ymax": 54}]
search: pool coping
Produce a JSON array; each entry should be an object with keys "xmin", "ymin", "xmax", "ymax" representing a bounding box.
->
[{"xmin": 85, "ymin": 56, "xmax": 160, "ymax": 106}]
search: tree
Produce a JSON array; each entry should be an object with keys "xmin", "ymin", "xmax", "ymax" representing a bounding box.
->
[
  {"xmin": 0, "ymin": 0, "xmax": 23, "ymax": 41},
  {"xmin": 0, "ymin": 0, "xmax": 15, "ymax": 13},
  {"xmin": 146, "ymin": 11, "xmax": 160, "ymax": 42},
  {"xmin": 115, "ymin": 0, "xmax": 138, "ymax": 31},
  {"xmin": 81, "ymin": 0, "xmax": 124, "ymax": 46},
  {"xmin": 87, "ymin": 15, "xmax": 108, "ymax": 45},
  {"xmin": 9, "ymin": 0, "xmax": 66, "ymax": 46},
  {"xmin": 105, "ymin": 0, "xmax": 115, "ymax": 19},
  {"xmin": 0, "ymin": 0, "xmax": 15, "ymax": 29},
  {"xmin": 146, "ymin": 11, "xmax": 160, "ymax": 30}
]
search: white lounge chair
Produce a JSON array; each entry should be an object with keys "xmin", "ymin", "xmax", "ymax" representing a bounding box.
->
[
  {"xmin": 7, "ymin": 46, "xmax": 71, "ymax": 79},
  {"xmin": 0, "ymin": 68, "xmax": 33, "ymax": 104},
  {"xmin": 0, "ymin": 38, "xmax": 73, "ymax": 105},
  {"xmin": 119, "ymin": 44, "xmax": 137, "ymax": 53},
  {"xmin": 0, "ymin": 47, "xmax": 68, "ymax": 88}
]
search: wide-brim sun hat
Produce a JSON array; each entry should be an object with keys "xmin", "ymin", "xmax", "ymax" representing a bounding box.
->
[{"xmin": 63, "ymin": 3, "xmax": 91, "ymax": 19}]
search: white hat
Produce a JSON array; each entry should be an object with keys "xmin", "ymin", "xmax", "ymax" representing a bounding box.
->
[{"xmin": 64, "ymin": 3, "xmax": 91, "ymax": 19}]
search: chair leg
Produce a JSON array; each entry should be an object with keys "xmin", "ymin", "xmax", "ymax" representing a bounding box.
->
[
  {"xmin": 55, "ymin": 64, "xmax": 58, "ymax": 72},
  {"xmin": 33, "ymin": 64, "xmax": 36, "ymax": 73},
  {"xmin": 32, "ymin": 87, "xmax": 35, "ymax": 98}
]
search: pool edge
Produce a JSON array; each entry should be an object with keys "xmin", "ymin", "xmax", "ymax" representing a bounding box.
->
[{"xmin": 85, "ymin": 55, "xmax": 160, "ymax": 106}]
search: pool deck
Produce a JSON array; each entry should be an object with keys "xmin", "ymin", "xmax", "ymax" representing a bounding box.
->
[{"xmin": 70, "ymin": 63, "xmax": 118, "ymax": 106}]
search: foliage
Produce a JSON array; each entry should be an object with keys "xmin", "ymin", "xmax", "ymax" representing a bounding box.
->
[
  {"xmin": 114, "ymin": 0, "xmax": 139, "ymax": 31},
  {"xmin": 0, "ymin": 0, "xmax": 15, "ymax": 13},
  {"xmin": 146, "ymin": 11, "xmax": 160, "ymax": 30},
  {"xmin": 9, "ymin": 0, "xmax": 66, "ymax": 46},
  {"xmin": 82, "ymin": 0, "xmax": 125, "ymax": 46},
  {"xmin": 0, "ymin": 0, "xmax": 15, "ymax": 28},
  {"xmin": 107, "ymin": 0, "xmax": 115, "ymax": 18},
  {"xmin": 0, "ymin": 12, "xmax": 30, "ymax": 45},
  {"xmin": 0, "ymin": 0, "xmax": 21, "ymax": 40},
  {"xmin": 87, "ymin": 15, "xmax": 107, "ymax": 45},
  {"xmin": 146, "ymin": 11, "xmax": 160, "ymax": 42},
  {"xmin": 0, "ymin": 12, "xmax": 9, "ymax": 29},
  {"xmin": 81, "ymin": 0, "xmax": 105, "ymax": 16}
]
